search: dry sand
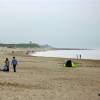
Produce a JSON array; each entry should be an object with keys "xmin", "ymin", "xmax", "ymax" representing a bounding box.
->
[{"xmin": 0, "ymin": 48, "xmax": 100, "ymax": 100}]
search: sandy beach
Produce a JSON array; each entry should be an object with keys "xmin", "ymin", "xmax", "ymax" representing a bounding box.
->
[{"xmin": 0, "ymin": 48, "xmax": 100, "ymax": 100}]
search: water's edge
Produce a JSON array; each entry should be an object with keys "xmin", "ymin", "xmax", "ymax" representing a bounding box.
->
[{"xmin": 29, "ymin": 50, "xmax": 100, "ymax": 60}]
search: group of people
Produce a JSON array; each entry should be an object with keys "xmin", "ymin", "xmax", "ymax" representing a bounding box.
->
[
  {"xmin": 0, "ymin": 57, "xmax": 17, "ymax": 72},
  {"xmin": 76, "ymin": 54, "xmax": 82, "ymax": 60}
]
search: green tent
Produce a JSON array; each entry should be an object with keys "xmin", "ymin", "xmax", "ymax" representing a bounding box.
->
[{"xmin": 64, "ymin": 60, "xmax": 77, "ymax": 68}]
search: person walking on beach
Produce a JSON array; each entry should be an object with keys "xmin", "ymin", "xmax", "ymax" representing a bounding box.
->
[
  {"xmin": 80, "ymin": 54, "xmax": 82, "ymax": 59},
  {"xmin": 11, "ymin": 57, "xmax": 17, "ymax": 72}
]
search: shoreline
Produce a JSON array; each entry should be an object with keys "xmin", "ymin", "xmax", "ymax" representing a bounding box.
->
[
  {"xmin": 29, "ymin": 55, "xmax": 100, "ymax": 61},
  {"xmin": 0, "ymin": 47, "xmax": 100, "ymax": 61}
]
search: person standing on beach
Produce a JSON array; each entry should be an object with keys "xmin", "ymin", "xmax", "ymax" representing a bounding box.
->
[
  {"xmin": 11, "ymin": 57, "xmax": 17, "ymax": 72},
  {"xmin": 80, "ymin": 54, "xmax": 82, "ymax": 59},
  {"xmin": 76, "ymin": 54, "xmax": 78, "ymax": 60}
]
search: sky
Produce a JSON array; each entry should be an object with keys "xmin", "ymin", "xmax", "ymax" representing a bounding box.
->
[{"xmin": 0, "ymin": 0, "xmax": 100, "ymax": 48}]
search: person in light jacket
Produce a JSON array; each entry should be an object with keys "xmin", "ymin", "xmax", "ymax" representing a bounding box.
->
[{"xmin": 11, "ymin": 57, "xmax": 18, "ymax": 72}]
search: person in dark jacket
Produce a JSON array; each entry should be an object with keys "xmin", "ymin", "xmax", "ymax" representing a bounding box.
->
[{"xmin": 11, "ymin": 57, "xmax": 18, "ymax": 72}]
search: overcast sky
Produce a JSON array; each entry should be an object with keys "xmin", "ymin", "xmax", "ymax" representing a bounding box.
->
[{"xmin": 0, "ymin": 0, "xmax": 100, "ymax": 48}]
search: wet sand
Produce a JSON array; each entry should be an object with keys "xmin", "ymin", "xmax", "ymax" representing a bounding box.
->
[{"xmin": 0, "ymin": 48, "xmax": 100, "ymax": 100}]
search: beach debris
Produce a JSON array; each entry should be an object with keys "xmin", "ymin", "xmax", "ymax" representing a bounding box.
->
[{"xmin": 98, "ymin": 93, "xmax": 100, "ymax": 96}]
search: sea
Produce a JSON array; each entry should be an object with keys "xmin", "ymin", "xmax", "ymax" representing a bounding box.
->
[{"xmin": 30, "ymin": 49, "xmax": 100, "ymax": 60}]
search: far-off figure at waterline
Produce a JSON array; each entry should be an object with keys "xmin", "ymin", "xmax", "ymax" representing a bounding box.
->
[
  {"xmin": 80, "ymin": 54, "xmax": 82, "ymax": 59},
  {"xmin": 76, "ymin": 54, "xmax": 82, "ymax": 60}
]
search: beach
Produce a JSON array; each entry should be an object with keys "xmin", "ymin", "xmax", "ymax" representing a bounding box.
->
[{"xmin": 0, "ymin": 48, "xmax": 100, "ymax": 100}]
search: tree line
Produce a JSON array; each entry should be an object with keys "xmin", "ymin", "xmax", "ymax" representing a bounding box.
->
[{"xmin": 0, "ymin": 43, "xmax": 40, "ymax": 48}]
